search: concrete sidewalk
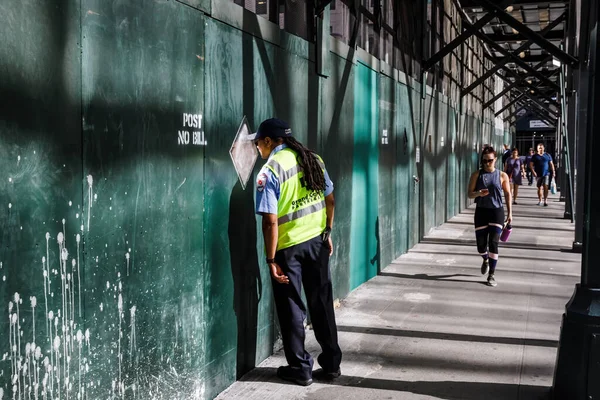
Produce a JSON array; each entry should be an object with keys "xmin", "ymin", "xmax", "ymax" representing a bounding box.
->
[{"xmin": 216, "ymin": 185, "xmax": 581, "ymax": 400}]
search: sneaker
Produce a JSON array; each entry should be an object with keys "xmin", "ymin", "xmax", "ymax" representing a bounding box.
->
[
  {"xmin": 538, "ymin": 201, "xmax": 543, "ymax": 206},
  {"xmin": 481, "ymin": 258, "xmax": 489, "ymax": 275},
  {"xmin": 277, "ymin": 366, "xmax": 313, "ymax": 386},
  {"xmin": 487, "ymin": 274, "xmax": 497, "ymax": 287},
  {"xmin": 513, "ymin": 200, "xmax": 518, "ymax": 205},
  {"xmin": 313, "ymin": 367, "xmax": 341, "ymax": 381},
  {"xmin": 544, "ymin": 202, "xmax": 549, "ymax": 207}
]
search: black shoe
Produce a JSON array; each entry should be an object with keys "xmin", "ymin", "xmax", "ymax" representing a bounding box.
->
[
  {"xmin": 313, "ymin": 367, "xmax": 341, "ymax": 381},
  {"xmin": 487, "ymin": 274, "xmax": 497, "ymax": 287},
  {"xmin": 277, "ymin": 366, "xmax": 312, "ymax": 386},
  {"xmin": 544, "ymin": 202, "xmax": 549, "ymax": 207},
  {"xmin": 481, "ymin": 258, "xmax": 489, "ymax": 275}
]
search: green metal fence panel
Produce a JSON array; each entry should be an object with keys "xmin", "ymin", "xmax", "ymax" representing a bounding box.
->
[
  {"xmin": 350, "ymin": 62, "xmax": 379, "ymax": 290},
  {"xmin": 320, "ymin": 53, "xmax": 355, "ymax": 299}
]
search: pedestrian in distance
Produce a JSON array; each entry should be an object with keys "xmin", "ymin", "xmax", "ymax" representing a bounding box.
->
[
  {"xmin": 525, "ymin": 148, "xmax": 535, "ymax": 186},
  {"xmin": 252, "ymin": 118, "xmax": 342, "ymax": 386},
  {"xmin": 504, "ymin": 147, "xmax": 525, "ymax": 204},
  {"xmin": 468, "ymin": 146, "xmax": 513, "ymax": 287},
  {"xmin": 529, "ymin": 143, "xmax": 556, "ymax": 206},
  {"xmin": 501, "ymin": 144, "xmax": 511, "ymax": 168}
]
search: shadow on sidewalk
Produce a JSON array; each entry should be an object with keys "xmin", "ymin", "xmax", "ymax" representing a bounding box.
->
[
  {"xmin": 379, "ymin": 271, "xmax": 479, "ymax": 284},
  {"xmin": 242, "ymin": 368, "xmax": 550, "ymax": 400},
  {"xmin": 336, "ymin": 325, "xmax": 559, "ymax": 347},
  {"xmin": 307, "ymin": 377, "xmax": 550, "ymax": 400}
]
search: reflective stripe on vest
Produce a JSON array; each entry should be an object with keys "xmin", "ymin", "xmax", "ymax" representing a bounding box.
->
[{"xmin": 265, "ymin": 148, "xmax": 327, "ymax": 251}]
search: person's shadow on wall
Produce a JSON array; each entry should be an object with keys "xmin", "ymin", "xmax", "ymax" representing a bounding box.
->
[{"xmin": 228, "ymin": 181, "xmax": 262, "ymax": 379}]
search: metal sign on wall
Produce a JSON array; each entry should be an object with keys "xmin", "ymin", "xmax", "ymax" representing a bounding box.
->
[{"xmin": 230, "ymin": 116, "xmax": 259, "ymax": 190}]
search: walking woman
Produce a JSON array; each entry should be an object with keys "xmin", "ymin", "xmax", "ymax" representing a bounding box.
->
[
  {"xmin": 504, "ymin": 147, "xmax": 525, "ymax": 204},
  {"xmin": 467, "ymin": 146, "xmax": 513, "ymax": 287}
]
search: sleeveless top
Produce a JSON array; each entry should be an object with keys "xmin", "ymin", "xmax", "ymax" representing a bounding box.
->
[
  {"xmin": 475, "ymin": 169, "xmax": 503, "ymax": 209},
  {"xmin": 505, "ymin": 158, "xmax": 522, "ymax": 177}
]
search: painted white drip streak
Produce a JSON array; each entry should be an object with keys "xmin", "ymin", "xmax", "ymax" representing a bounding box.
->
[{"xmin": 86, "ymin": 175, "xmax": 93, "ymax": 232}]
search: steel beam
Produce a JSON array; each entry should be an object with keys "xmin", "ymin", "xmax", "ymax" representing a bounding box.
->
[
  {"xmin": 505, "ymin": 105, "xmax": 527, "ymax": 121},
  {"xmin": 518, "ymin": 97, "xmax": 559, "ymax": 121},
  {"xmin": 495, "ymin": 92, "xmax": 525, "ymax": 116},
  {"xmin": 500, "ymin": 66, "xmax": 560, "ymax": 106},
  {"xmin": 475, "ymin": 30, "xmax": 560, "ymax": 91},
  {"xmin": 461, "ymin": 0, "xmax": 566, "ymax": 7},
  {"xmin": 422, "ymin": 0, "xmax": 515, "ymax": 71},
  {"xmin": 473, "ymin": 0, "xmax": 578, "ymax": 67},
  {"xmin": 315, "ymin": 0, "xmax": 335, "ymax": 15},
  {"xmin": 516, "ymin": 101, "xmax": 557, "ymax": 126},
  {"xmin": 483, "ymin": 57, "xmax": 555, "ymax": 110},
  {"xmin": 483, "ymin": 30, "xmax": 564, "ymax": 43},
  {"xmin": 461, "ymin": 13, "xmax": 565, "ymax": 98}
]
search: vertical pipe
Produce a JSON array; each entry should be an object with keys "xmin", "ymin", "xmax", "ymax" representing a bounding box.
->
[{"xmin": 559, "ymin": 63, "xmax": 575, "ymax": 222}]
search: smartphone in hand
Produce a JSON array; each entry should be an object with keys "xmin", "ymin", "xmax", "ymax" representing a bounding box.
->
[{"xmin": 480, "ymin": 189, "xmax": 490, "ymax": 196}]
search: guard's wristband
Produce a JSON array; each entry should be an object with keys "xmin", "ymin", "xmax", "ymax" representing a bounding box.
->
[{"xmin": 266, "ymin": 258, "xmax": 276, "ymax": 264}]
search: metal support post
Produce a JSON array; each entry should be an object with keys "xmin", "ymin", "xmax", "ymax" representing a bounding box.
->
[
  {"xmin": 552, "ymin": 1, "xmax": 600, "ymax": 398},
  {"xmin": 558, "ymin": 63, "xmax": 575, "ymax": 222}
]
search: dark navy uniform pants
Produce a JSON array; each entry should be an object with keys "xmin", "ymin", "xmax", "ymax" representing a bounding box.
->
[{"xmin": 272, "ymin": 235, "xmax": 342, "ymax": 380}]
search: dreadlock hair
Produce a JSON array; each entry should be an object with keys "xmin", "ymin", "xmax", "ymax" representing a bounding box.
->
[{"xmin": 282, "ymin": 137, "xmax": 326, "ymax": 191}]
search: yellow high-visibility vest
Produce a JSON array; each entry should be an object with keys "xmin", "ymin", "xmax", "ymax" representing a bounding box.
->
[{"xmin": 265, "ymin": 148, "xmax": 327, "ymax": 251}]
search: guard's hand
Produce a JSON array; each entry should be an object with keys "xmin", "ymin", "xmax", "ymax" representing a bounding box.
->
[
  {"xmin": 269, "ymin": 262, "xmax": 289, "ymax": 284},
  {"xmin": 327, "ymin": 237, "xmax": 334, "ymax": 256}
]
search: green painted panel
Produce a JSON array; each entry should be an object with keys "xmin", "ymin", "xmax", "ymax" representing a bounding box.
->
[
  {"xmin": 350, "ymin": 62, "xmax": 379, "ymax": 290},
  {"xmin": 407, "ymin": 85, "xmax": 421, "ymax": 249},
  {"xmin": 320, "ymin": 53, "xmax": 355, "ymax": 299},
  {"xmin": 82, "ymin": 1, "xmax": 206, "ymax": 399},
  {"xmin": 447, "ymin": 108, "xmax": 458, "ymax": 219},
  {"xmin": 204, "ymin": 18, "xmax": 281, "ymax": 396},
  {"xmin": 394, "ymin": 82, "xmax": 413, "ymax": 257},
  {"xmin": 0, "ymin": 1, "xmax": 82, "ymax": 398},
  {"xmin": 435, "ymin": 101, "xmax": 448, "ymax": 226},
  {"xmin": 378, "ymin": 75, "xmax": 396, "ymax": 270},
  {"xmin": 422, "ymin": 94, "xmax": 436, "ymax": 235},
  {"xmin": 177, "ymin": 0, "xmax": 211, "ymax": 13}
]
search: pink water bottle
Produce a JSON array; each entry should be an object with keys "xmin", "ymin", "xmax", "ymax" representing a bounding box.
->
[{"xmin": 500, "ymin": 223, "xmax": 512, "ymax": 242}]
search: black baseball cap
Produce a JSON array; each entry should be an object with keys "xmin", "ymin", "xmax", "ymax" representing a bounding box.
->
[{"xmin": 248, "ymin": 118, "xmax": 292, "ymax": 142}]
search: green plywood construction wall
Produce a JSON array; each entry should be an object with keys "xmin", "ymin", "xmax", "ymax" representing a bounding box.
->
[
  {"xmin": 0, "ymin": 2, "xmax": 502, "ymax": 398},
  {"xmin": 350, "ymin": 62, "xmax": 379, "ymax": 290},
  {"xmin": 81, "ymin": 1, "xmax": 207, "ymax": 398},
  {"xmin": 378, "ymin": 75, "xmax": 396, "ymax": 270},
  {"xmin": 447, "ymin": 107, "xmax": 458, "ymax": 219},
  {"xmin": 321, "ymin": 53, "xmax": 355, "ymax": 299},
  {"xmin": 0, "ymin": 1, "xmax": 83, "ymax": 397}
]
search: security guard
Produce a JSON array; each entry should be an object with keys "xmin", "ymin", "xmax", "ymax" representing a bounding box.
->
[{"xmin": 251, "ymin": 118, "xmax": 342, "ymax": 386}]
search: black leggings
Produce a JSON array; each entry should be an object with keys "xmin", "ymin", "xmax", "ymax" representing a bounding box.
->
[{"xmin": 474, "ymin": 207, "xmax": 504, "ymax": 271}]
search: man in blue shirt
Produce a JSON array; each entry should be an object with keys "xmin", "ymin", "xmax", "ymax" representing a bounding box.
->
[{"xmin": 529, "ymin": 143, "xmax": 556, "ymax": 206}]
